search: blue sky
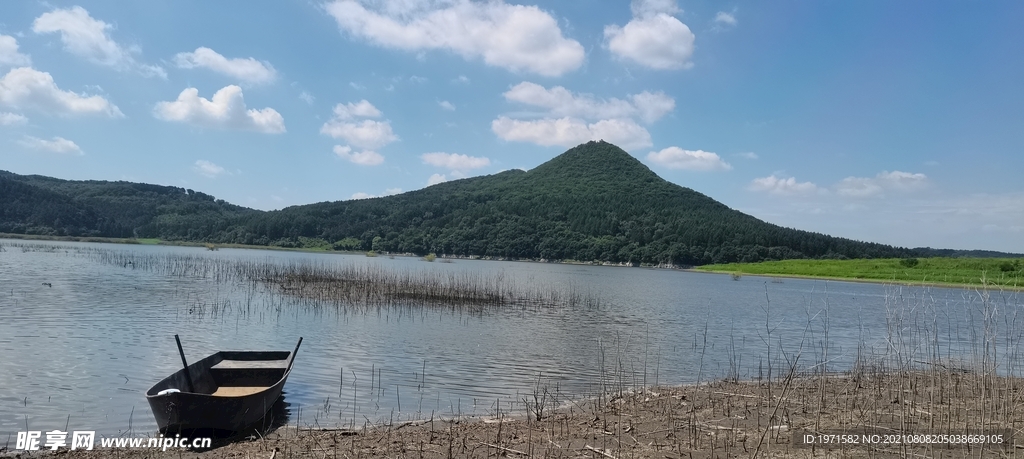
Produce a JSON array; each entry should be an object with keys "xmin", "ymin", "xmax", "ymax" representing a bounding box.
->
[{"xmin": 1, "ymin": 1, "xmax": 1021, "ymax": 252}]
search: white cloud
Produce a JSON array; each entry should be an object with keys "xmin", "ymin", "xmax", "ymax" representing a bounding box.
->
[
  {"xmin": 736, "ymin": 152, "xmax": 758, "ymax": 160},
  {"xmin": 605, "ymin": 1, "xmax": 695, "ymax": 70},
  {"xmin": 0, "ymin": 112, "xmax": 28, "ymax": 125},
  {"xmin": 331, "ymin": 100, "xmax": 383, "ymax": 120},
  {"xmin": 193, "ymin": 160, "xmax": 228, "ymax": 178},
  {"xmin": 32, "ymin": 6, "xmax": 165, "ymax": 77},
  {"xmin": 0, "ymin": 67, "xmax": 122, "ymax": 117},
  {"xmin": 836, "ymin": 170, "xmax": 928, "ymax": 198},
  {"xmin": 324, "ymin": 0, "xmax": 584, "ymax": 77},
  {"xmin": 503, "ymin": 82, "xmax": 674, "ymax": 123},
  {"xmin": 299, "ymin": 91, "xmax": 314, "ymax": 104},
  {"xmin": 438, "ymin": 100, "xmax": 455, "ymax": 111},
  {"xmin": 18, "ymin": 135, "xmax": 82, "ymax": 154},
  {"xmin": 494, "ymin": 82, "xmax": 673, "ymax": 150},
  {"xmin": 492, "ymin": 116, "xmax": 652, "ymax": 150},
  {"xmin": 714, "ymin": 12, "xmax": 737, "ymax": 27},
  {"xmin": 427, "ymin": 173, "xmax": 447, "ymax": 186},
  {"xmin": 630, "ymin": 91, "xmax": 676, "ymax": 123},
  {"xmin": 748, "ymin": 175, "xmax": 819, "ymax": 195},
  {"xmin": 631, "ymin": 0, "xmax": 680, "ymax": 17},
  {"xmin": 452, "ymin": 75, "xmax": 470, "ymax": 84},
  {"xmin": 322, "ymin": 120, "xmax": 396, "ymax": 150},
  {"xmin": 153, "ymin": 85, "xmax": 285, "ymax": 133},
  {"xmin": 646, "ymin": 147, "xmax": 731, "ymax": 171},
  {"xmin": 174, "ymin": 47, "xmax": 277, "ymax": 85},
  {"xmin": 876, "ymin": 170, "xmax": 928, "ymax": 190},
  {"xmin": 333, "ymin": 145, "xmax": 384, "ymax": 166},
  {"xmin": 421, "ymin": 152, "xmax": 490, "ymax": 172},
  {"xmin": 835, "ymin": 177, "xmax": 882, "ymax": 198},
  {"xmin": 321, "ymin": 100, "xmax": 397, "ymax": 150},
  {"xmin": 352, "ymin": 187, "xmax": 402, "ymax": 199},
  {"xmin": 0, "ymin": 35, "xmax": 31, "ymax": 68}
]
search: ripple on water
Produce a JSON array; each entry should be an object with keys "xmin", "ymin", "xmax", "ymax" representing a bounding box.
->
[{"xmin": 1, "ymin": 239, "xmax": 1019, "ymax": 438}]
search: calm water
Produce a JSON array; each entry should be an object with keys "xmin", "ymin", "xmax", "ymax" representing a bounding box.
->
[{"xmin": 1, "ymin": 239, "xmax": 1021, "ymax": 439}]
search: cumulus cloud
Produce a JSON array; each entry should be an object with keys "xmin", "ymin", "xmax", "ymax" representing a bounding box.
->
[
  {"xmin": 323, "ymin": 120, "xmax": 396, "ymax": 150},
  {"xmin": 174, "ymin": 47, "xmax": 277, "ymax": 85},
  {"xmin": 153, "ymin": 85, "xmax": 285, "ymax": 133},
  {"xmin": 503, "ymin": 82, "xmax": 674, "ymax": 123},
  {"xmin": 18, "ymin": 135, "xmax": 82, "ymax": 154},
  {"xmin": 0, "ymin": 112, "xmax": 28, "ymax": 125},
  {"xmin": 492, "ymin": 116, "xmax": 652, "ymax": 150},
  {"xmin": 324, "ymin": 0, "xmax": 584, "ymax": 77},
  {"xmin": 421, "ymin": 152, "xmax": 490, "ymax": 173},
  {"xmin": 0, "ymin": 35, "xmax": 32, "ymax": 68},
  {"xmin": 333, "ymin": 145, "xmax": 384, "ymax": 166},
  {"xmin": 605, "ymin": 0, "xmax": 695, "ymax": 70},
  {"xmin": 0, "ymin": 67, "xmax": 122, "ymax": 117},
  {"xmin": 32, "ymin": 6, "xmax": 165, "ymax": 77},
  {"xmin": 836, "ymin": 171, "xmax": 928, "ymax": 198},
  {"xmin": 714, "ymin": 12, "xmax": 737, "ymax": 27},
  {"xmin": 427, "ymin": 173, "xmax": 447, "ymax": 186},
  {"xmin": 438, "ymin": 100, "xmax": 455, "ymax": 111},
  {"xmin": 631, "ymin": 0, "xmax": 680, "ymax": 17},
  {"xmin": 748, "ymin": 175, "xmax": 819, "ymax": 195},
  {"xmin": 321, "ymin": 100, "xmax": 397, "ymax": 150},
  {"xmin": 331, "ymin": 100, "xmax": 383, "ymax": 119},
  {"xmin": 646, "ymin": 147, "xmax": 731, "ymax": 171},
  {"xmin": 493, "ymin": 82, "xmax": 673, "ymax": 150},
  {"xmin": 193, "ymin": 159, "xmax": 227, "ymax": 178}
]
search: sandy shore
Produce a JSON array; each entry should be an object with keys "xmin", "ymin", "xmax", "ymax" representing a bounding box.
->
[{"xmin": 4, "ymin": 370, "xmax": 1020, "ymax": 458}]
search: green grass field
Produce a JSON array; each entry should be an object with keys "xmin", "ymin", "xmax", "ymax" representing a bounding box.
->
[{"xmin": 698, "ymin": 257, "xmax": 1024, "ymax": 288}]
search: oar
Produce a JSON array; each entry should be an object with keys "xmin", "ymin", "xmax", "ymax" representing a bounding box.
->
[
  {"xmin": 286, "ymin": 337, "xmax": 303, "ymax": 374},
  {"xmin": 174, "ymin": 334, "xmax": 196, "ymax": 393}
]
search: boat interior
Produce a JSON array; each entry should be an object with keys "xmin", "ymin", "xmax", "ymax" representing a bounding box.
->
[{"xmin": 147, "ymin": 351, "xmax": 292, "ymax": 397}]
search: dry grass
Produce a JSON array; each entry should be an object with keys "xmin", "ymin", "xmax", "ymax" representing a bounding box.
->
[{"xmin": 26, "ymin": 370, "xmax": 1022, "ymax": 458}]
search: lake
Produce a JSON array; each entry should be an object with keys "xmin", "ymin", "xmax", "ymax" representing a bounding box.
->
[{"xmin": 1, "ymin": 239, "xmax": 1020, "ymax": 439}]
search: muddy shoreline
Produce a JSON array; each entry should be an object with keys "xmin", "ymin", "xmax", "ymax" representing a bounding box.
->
[{"xmin": 4, "ymin": 370, "xmax": 1020, "ymax": 458}]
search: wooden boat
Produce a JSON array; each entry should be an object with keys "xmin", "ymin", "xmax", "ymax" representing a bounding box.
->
[{"xmin": 146, "ymin": 337, "xmax": 302, "ymax": 433}]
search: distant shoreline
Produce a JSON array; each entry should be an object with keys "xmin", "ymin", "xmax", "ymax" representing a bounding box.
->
[
  {"xmin": 691, "ymin": 268, "xmax": 1024, "ymax": 292},
  {"xmin": 3, "ymin": 232, "xmax": 1021, "ymax": 291}
]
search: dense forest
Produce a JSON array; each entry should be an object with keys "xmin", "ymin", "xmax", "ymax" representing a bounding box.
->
[{"xmin": 1, "ymin": 142, "xmax": 1014, "ymax": 265}]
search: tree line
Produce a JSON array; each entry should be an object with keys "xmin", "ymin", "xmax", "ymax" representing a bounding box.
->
[{"xmin": 3, "ymin": 142, "xmax": 1012, "ymax": 265}]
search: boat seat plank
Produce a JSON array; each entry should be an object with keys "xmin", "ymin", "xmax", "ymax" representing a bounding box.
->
[
  {"xmin": 212, "ymin": 359, "xmax": 288, "ymax": 370},
  {"xmin": 212, "ymin": 386, "xmax": 269, "ymax": 397}
]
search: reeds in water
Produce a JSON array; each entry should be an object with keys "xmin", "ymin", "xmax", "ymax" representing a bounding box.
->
[{"xmin": 82, "ymin": 249, "xmax": 601, "ymax": 310}]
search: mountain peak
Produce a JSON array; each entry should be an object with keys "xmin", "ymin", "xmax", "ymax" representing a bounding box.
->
[{"xmin": 526, "ymin": 141, "xmax": 660, "ymax": 188}]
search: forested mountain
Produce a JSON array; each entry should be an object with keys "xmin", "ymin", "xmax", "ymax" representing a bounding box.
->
[
  {"xmin": 2, "ymin": 141, "xmax": 1001, "ymax": 265},
  {"xmin": 0, "ymin": 170, "xmax": 256, "ymax": 238}
]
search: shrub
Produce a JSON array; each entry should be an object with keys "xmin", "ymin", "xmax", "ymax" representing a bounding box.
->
[{"xmin": 899, "ymin": 258, "xmax": 920, "ymax": 268}]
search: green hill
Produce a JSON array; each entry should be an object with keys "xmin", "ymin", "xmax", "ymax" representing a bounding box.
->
[
  {"xmin": 0, "ymin": 170, "xmax": 256, "ymax": 238},
  {"xmin": 237, "ymin": 141, "xmax": 913, "ymax": 264},
  {"xmin": 3, "ymin": 141, "xmax": 1005, "ymax": 265}
]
